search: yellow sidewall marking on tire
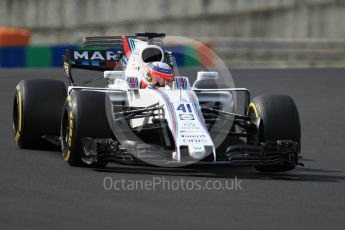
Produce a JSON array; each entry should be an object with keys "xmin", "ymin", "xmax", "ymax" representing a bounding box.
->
[
  {"xmin": 64, "ymin": 110, "xmax": 74, "ymax": 161},
  {"xmin": 248, "ymin": 102, "xmax": 259, "ymax": 118},
  {"xmin": 15, "ymin": 132, "xmax": 20, "ymax": 143},
  {"xmin": 64, "ymin": 150, "xmax": 71, "ymax": 161},
  {"xmin": 66, "ymin": 95, "xmax": 72, "ymax": 107},
  {"xmin": 15, "ymin": 87, "xmax": 23, "ymax": 143}
]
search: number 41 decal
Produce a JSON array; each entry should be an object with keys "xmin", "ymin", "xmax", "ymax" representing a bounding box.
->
[{"xmin": 177, "ymin": 104, "xmax": 192, "ymax": 113}]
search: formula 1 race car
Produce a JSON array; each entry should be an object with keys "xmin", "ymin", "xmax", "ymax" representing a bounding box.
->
[{"xmin": 13, "ymin": 33, "xmax": 301, "ymax": 172}]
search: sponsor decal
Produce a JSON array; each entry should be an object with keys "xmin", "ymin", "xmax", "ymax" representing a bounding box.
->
[
  {"xmin": 181, "ymin": 134, "xmax": 206, "ymax": 138},
  {"xmin": 180, "ymin": 130, "xmax": 202, "ymax": 133},
  {"xmin": 192, "ymin": 146, "xmax": 203, "ymax": 151},
  {"xmin": 180, "ymin": 121, "xmax": 201, "ymax": 131},
  {"xmin": 73, "ymin": 51, "xmax": 118, "ymax": 61},
  {"xmin": 182, "ymin": 139, "xmax": 207, "ymax": 143},
  {"xmin": 183, "ymin": 122, "xmax": 195, "ymax": 127},
  {"xmin": 179, "ymin": 114, "xmax": 194, "ymax": 120}
]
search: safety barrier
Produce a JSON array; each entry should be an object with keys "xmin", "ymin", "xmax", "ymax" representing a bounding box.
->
[
  {"xmin": 0, "ymin": 45, "xmax": 77, "ymax": 68},
  {"xmin": 4, "ymin": 38, "xmax": 344, "ymax": 68}
]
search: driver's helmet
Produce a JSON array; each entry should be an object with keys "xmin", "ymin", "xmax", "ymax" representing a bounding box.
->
[{"xmin": 141, "ymin": 62, "xmax": 174, "ymax": 88}]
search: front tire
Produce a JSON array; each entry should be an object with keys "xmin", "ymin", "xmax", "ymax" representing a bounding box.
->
[
  {"xmin": 248, "ymin": 94, "xmax": 301, "ymax": 172},
  {"xmin": 61, "ymin": 90, "xmax": 112, "ymax": 167}
]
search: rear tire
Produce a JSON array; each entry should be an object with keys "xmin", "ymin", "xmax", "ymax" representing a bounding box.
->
[
  {"xmin": 248, "ymin": 94, "xmax": 301, "ymax": 172},
  {"xmin": 13, "ymin": 79, "xmax": 66, "ymax": 149},
  {"xmin": 61, "ymin": 90, "xmax": 112, "ymax": 167}
]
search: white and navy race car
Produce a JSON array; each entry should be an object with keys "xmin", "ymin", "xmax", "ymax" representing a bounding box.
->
[{"xmin": 13, "ymin": 33, "xmax": 302, "ymax": 172}]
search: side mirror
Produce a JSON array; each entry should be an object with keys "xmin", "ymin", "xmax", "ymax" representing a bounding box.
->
[
  {"xmin": 104, "ymin": 71, "xmax": 125, "ymax": 80},
  {"xmin": 193, "ymin": 71, "xmax": 219, "ymax": 89},
  {"xmin": 196, "ymin": 71, "xmax": 219, "ymax": 81}
]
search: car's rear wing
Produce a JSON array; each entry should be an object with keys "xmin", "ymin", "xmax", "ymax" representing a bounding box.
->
[
  {"xmin": 63, "ymin": 49, "xmax": 122, "ymax": 85},
  {"xmin": 63, "ymin": 33, "xmax": 167, "ymax": 85},
  {"xmin": 83, "ymin": 33, "xmax": 165, "ymax": 48}
]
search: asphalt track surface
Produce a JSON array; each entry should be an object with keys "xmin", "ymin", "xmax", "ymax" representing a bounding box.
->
[{"xmin": 0, "ymin": 68, "xmax": 344, "ymax": 230}]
